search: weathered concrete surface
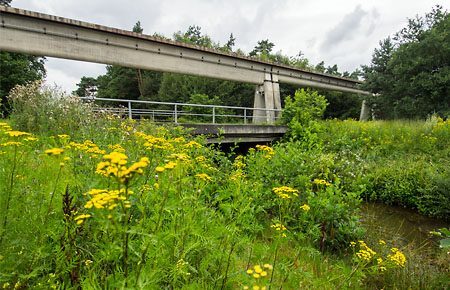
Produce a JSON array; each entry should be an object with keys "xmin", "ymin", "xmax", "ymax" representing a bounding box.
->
[{"xmin": 181, "ymin": 124, "xmax": 287, "ymax": 144}]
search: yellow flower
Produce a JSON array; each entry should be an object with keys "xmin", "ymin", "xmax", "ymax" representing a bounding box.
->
[
  {"xmin": 164, "ymin": 161, "xmax": 177, "ymax": 170},
  {"xmin": 74, "ymin": 214, "xmax": 92, "ymax": 225},
  {"xmin": 195, "ymin": 173, "xmax": 212, "ymax": 182},
  {"xmin": 379, "ymin": 239, "xmax": 386, "ymax": 245},
  {"xmin": 246, "ymin": 269, "xmax": 254, "ymax": 274},
  {"xmin": 313, "ymin": 179, "xmax": 331, "ymax": 186},
  {"xmin": 254, "ymin": 265, "xmax": 262, "ymax": 273},
  {"xmin": 155, "ymin": 166, "xmax": 165, "ymax": 173},
  {"xmin": 272, "ymin": 186, "xmax": 299, "ymax": 199},
  {"xmin": 263, "ymin": 264, "xmax": 273, "ymax": 270},
  {"xmin": 300, "ymin": 204, "xmax": 310, "ymax": 212},
  {"xmin": 253, "ymin": 273, "xmax": 260, "ymax": 279},
  {"xmin": 388, "ymin": 248, "xmax": 406, "ymax": 267},
  {"xmin": 0, "ymin": 141, "xmax": 23, "ymax": 147},
  {"xmin": 260, "ymin": 271, "xmax": 267, "ymax": 277},
  {"xmin": 5, "ymin": 130, "xmax": 30, "ymax": 137},
  {"xmin": 45, "ymin": 148, "xmax": 64, "ymax": 156}
]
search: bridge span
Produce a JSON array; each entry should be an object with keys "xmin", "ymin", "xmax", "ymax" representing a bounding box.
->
[{"xmin": 0, "ymin": 6, "xmax": 370, "ymax": 123}]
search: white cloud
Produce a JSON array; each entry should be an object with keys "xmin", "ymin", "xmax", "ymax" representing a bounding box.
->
[{"xmin": 10, "ymin": 0, "xmax": 447, "ymax": 91}]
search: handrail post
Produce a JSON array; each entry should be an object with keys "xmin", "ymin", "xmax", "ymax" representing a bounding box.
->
[
  {"xmin": 212, "ymin": 107, "xmax": 216, "ymax": 124},
  {"xmin": 174, "ymin": 104, "xmax": 178, "ymax": 123},
  {"xmin": 244, "ymin": 108, "xmax": 247, "ymax": 124},
  {"xmin": 128, "ymin": 101, "xmax": 132, "ymax": 119}
]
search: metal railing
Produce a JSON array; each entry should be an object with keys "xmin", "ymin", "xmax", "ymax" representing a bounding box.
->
[{"xmin": 80, "ymin": 97, "xmax": 282, "ymax": 124}]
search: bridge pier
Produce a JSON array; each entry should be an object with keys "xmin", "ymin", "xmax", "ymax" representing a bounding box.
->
[{"xmin": 253, "ymin": 73, "xmax": 281, "ymax": 124}]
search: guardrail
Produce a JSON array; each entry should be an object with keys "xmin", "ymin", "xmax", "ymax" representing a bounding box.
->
[{"xmin": 80, "ymin": 97, "xmax": 282, "ymax": 124}]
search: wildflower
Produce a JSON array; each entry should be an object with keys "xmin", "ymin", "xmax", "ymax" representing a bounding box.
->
[
  {"xmin": 155, "ymin": 166, "xmax": 165, "ymax": 173},
  {"xmin": 263, "ymin": 264, "xmax": 273, "ymax": 270},
  {"xmin": 57, "ymin": 134, "xmax": 70, "ymax": 139},
  {"xmin": 107, "ymin": 144, "xmax": 125, "ymax": 153},
  {"xmin": 388, "ymin": 248, "xmax": 406, "ymax": 267},
  {"xmin": 260, "ymin": 271, "xmax": 267, "ymax": 277},
  {"xmin": 313, "ymin": 179, "xmax": 331, "ymax": 186},
  {"xmin": 84, "ymin": 259, "xmax": 93, "ymax": 266},
  {"xmin": 82, "ymin": 189, "xmax": 132, "ymax": 212},
  {"xmin": 255, "ymin": 145, "xmax": 274, "ymax": 159},
  {"xmin": 164, "ymin": 161, "xmax": 177, "ymax": 170},
  {"xmin": 379, "ymin": 239, "xmax": 386, "ymax": 245},
  {"xmin": 24, "ymin": 137, "xmax": 38, "ymax": 142},
  {"xmin": 74, "ymin": 213, "xmax": 92, "ymax": 225},
  {"xmin": 246, "ymin": 269, "xmax": 254, "ymax": 274},
  {"xmin": 45, "ymin": 148, "xmax": 64, "ymax": 156},
  {"xmin": 271, "ymin": 223, "xmax": 287, "ymax": 237},
  {"xmin": 254, "ymin": 265, "xmax": 262, "ymax": 273},
  {"xmin": 195, "ymin": 173, "xmax": 212, "ymax": 182},
  {"xmin": 233, "ymin": 155, "xmax": 246, "ymax": 169},
  {"xmin": 184, "ymin": 140, "xmax": 202, "ymax": 148},
  {"xmin": 272, "ymin": 186, "xmax": 298, "ymax": 199},
  {"xmin": 0, "ymin": 141, "xmax": 22, "ymax": 147},
  {"xmin": 300, "ymin": 204, "xmax": 310, "ymax": 212},
  {"xmin": 5, "ymin": 130, "xmax": 30, "ymax": 137},
  {"xmin": 355, "ymin": 240, "xmax": 376, "ymax": 262},
  {"xmin": 3, "ymin": 283, "xmax": 10, "ymax": 289},
  {"xmin": 96, "ymin": 152, "xmax": 149, "ymax": 184},
  {"xmin": 253, "ymin": 273, "xmax": 260, "ymax": 279},
  {"xmin": 350, "ymin": 241, "xmax": 356, "ymax": 247}
]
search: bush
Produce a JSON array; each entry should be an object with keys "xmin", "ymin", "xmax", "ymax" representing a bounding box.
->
[
  {"xmin": 281, "ymin": 89, "xmax": 328, "ymax": 149},
  {"xmin": 7, "ymin": 81, "xmax": 97, "ymax": 135}
]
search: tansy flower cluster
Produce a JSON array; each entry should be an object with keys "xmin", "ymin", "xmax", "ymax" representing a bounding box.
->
[
  {"xmin": 69, "ymin": 140, "xmax": 106, "ymax": 157},
  {"xmin": 300, "ymin": 204, "xmax": 310, "ymax": 212},
  {"xmin": 255, "ymin": 145, "xmax": 275, "ymax": 159},
  {"xmin": 271, "ymin": 223, "xmax": 287, "ymax": 237},
  {"xmin": 184, "ymin": 140, "xmax": 202, "ymax": 149},
  {"xmin": 313, "ymin": 179, "xmax": 331, "ymax": 186},
  {"xmin": 195, "ymin": 173, "xmax": 212, "ymax": 182},
  {"xmin": 83, "ymin": 188, "xmax": 133, "ymax": 210},
  {"xmin": 354, "ymin": 240, "xmax": 377, "ymax": 262},
  {"xmin": 4, "ymin": 130, "xmax": 30, "ymax": 138},
  {"xmin": 45, "ymin": 148, "xmax": 64, "ymax": 156},
  {"xmin": 135, "ymin": 132, "xmax": 169, "ymax": 150},
  {"xmin": 243, "ymin": 263, "xmax": 272, "ymax": 290},
  {"xmin": 387, "ymin": 247, "xmax": 406, "ymax": 267},
  {"xmin": 96, "ymin": 152, "xmax": 149, "ymax": 184},
  {"xmin": 272, "ymin": 186, "xmax": 299, "ymax": 199}
]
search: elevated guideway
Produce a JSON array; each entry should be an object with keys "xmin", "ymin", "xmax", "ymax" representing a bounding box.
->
[{"xmin": 0, "ymin": 6, "xmax": 371, "ymax": 123}]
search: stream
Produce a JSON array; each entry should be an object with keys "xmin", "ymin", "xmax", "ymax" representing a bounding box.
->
[{"xmin": 360, "ymin": 202, "xmax": 449, "ymax": 253}]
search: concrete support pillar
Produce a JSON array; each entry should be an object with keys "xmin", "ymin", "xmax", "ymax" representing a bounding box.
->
[
  {"xmin": 263, "ymin": 73, "xmax": 275, "ymax": 123},
  {"xmin": 252, "ymin": 85, "xmax": 265, "ymax": 123},
  {"xmin": 252, "ymin": 73, "xmax": 281, "ymax": 124},
  {"xmin": 359, "ymin": 99, "xmax": 370, "ymax": 121},
  {"xmin": 272, "ymin": 74, "xmax": 281, "ymax": 120}
]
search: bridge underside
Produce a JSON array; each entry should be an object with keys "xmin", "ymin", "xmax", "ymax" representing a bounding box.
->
[{"xmin": 181, "ymin": 124, "xmax": 287, "ymax": 144}]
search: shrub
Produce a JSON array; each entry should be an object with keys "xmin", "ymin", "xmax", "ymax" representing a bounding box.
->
[
  {"xmin": 281, "ymin": 89, "xmax": 328, "ymax": 149},
  {"xmin": 7, "ymin": 81, "xmax": 97, "ymax": 135}
]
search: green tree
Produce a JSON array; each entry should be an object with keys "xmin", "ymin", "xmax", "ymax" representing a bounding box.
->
[
  {"xmin": 362, "ymin": 5, "xmax": 449, "ymax": 118},
  {"xmin": 249, "ymin": 39, "xmax": 275, "ymax": 57},
  {"xmin": 73, "ymin": 76, "xmax": 97, "ymax": 97},
  {"xmin": 173, "ymin": 25, "xmax": 213, "ymax": 47},
  {"xmin": 0, "ymin": 52, "xmax": 46, "ymax": 115}
]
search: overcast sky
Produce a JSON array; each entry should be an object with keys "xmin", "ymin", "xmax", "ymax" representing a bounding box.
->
[{"xmin": 11, "ymin": 0, "xmax": 448, "ymax": 93}]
